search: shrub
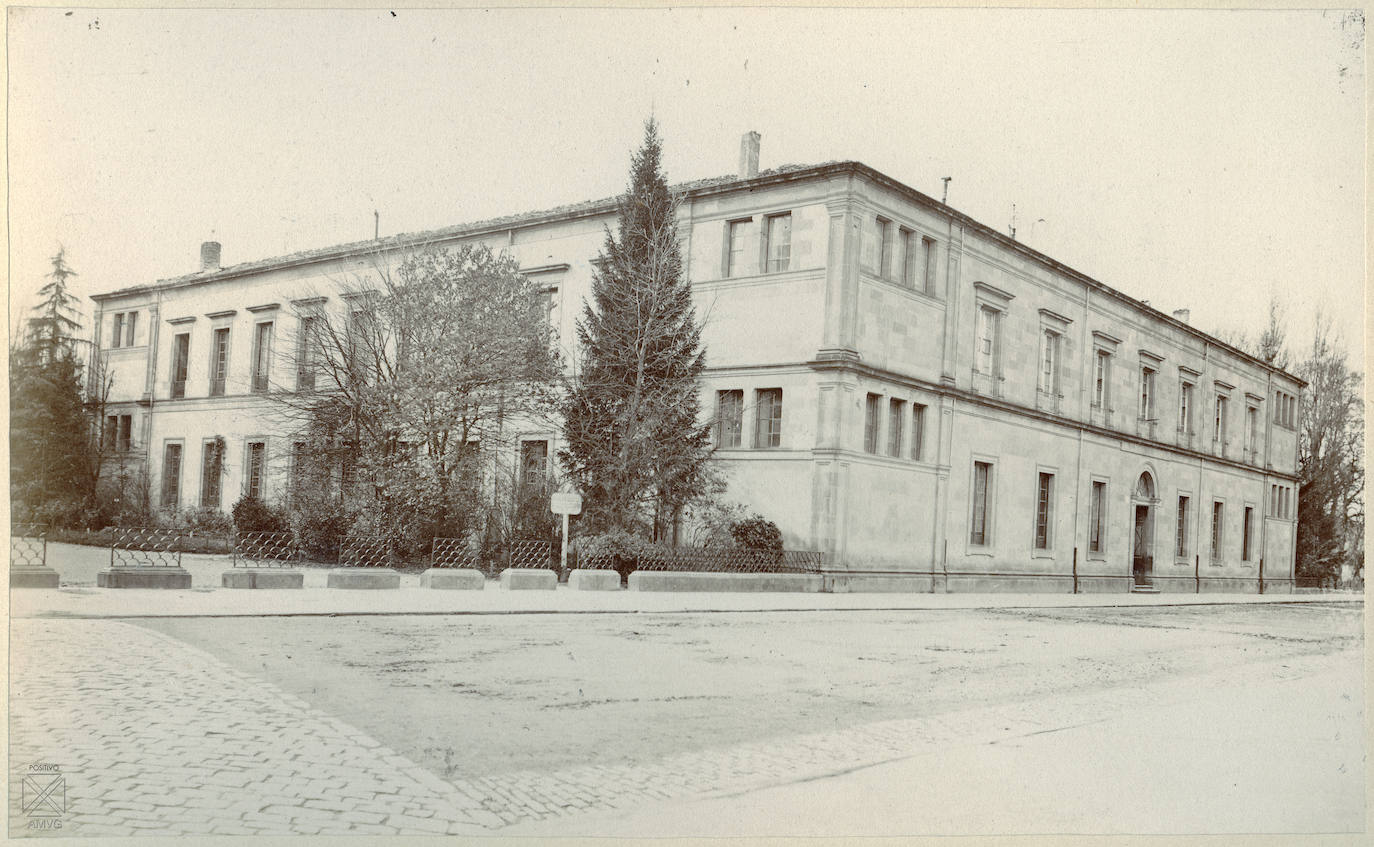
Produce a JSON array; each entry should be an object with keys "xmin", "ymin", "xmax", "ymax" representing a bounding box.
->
[
  {"xmin": 572, "ymin": 529, "xmax": 659, "ymax": 583},
  {"xmin": 730, "ymin": 516, "xmax": 783, "ymax": 553},
  {"xmin": 187, "ymin": 507, "xmax": 233, "ymax": 536},
  {"xmin": 231, "ymin": 495, "xmax": 288, "ymax": 534}
]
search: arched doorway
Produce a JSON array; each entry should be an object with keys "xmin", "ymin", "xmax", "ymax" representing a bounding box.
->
[{"xmin": 1131, "ymin": 471, "xmax": 1157, "ymax": 588}]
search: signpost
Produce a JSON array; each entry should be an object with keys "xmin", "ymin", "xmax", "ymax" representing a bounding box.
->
[{"xmin": 550, "ymin": 490, "xmax": 583, "ymax": 574}]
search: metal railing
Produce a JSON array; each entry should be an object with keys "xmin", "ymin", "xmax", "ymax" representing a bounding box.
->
[
  {"xmin": 10, "ymin": 523, "xmax": 48, "ymax": 568},
  {"xmin": 430, "ymin": 537, "xmax": 482, "ymax": 569},
  {"xmin": 339, "ymin": 537, "xmax": 398, "ymax": 569},
  {"xmin": 232, "ymin": 531, "xmax": 300, "ymax": 568},
  {"xmin": 109, "ymin": 527, "xmax": 184, "ymax": 569}
]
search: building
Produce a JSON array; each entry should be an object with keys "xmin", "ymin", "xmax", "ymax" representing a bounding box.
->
[{"xmin": 89, "ymin": 133, "xmax": 1304, "ymax": 592}]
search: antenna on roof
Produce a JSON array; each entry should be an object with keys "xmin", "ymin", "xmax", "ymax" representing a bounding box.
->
[
  {"xmin": 1009, "ymin": 203, "xmax": 1017, "ymax": 239},
  {"xmin": 374, "ymin": 210, "xmax": 380, "ymax": 241},
  {"xmin": 941, "ymin": 177, "xmax": 951, "ymax": 205}
]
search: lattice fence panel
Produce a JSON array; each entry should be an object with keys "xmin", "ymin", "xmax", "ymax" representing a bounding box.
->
[
  {"xmin": 10, "ymin": 523, "xmax": 47, "ymax": 568},
  {"xmin": 110, "ymin": 527, "xmax": 184, "ymax": 569},
  {"xmin": 339, "ymin": 538, "xmax": 394, "ymax": 569},
  {"xmin": 431, "ymin": 537, "xmax": 481, "ymax": 569},
  {"xmin": 233, "ymin": 531, "xmax": 300, "ymax": 568},
  {"xmin": 507, "ymin": 539, "xmax": 555, "ymax": 571}
]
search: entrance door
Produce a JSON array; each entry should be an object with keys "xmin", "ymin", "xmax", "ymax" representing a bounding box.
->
[{"xmin": 1132, "ymin": 504, "xmax": 1153, "ymax": 586}]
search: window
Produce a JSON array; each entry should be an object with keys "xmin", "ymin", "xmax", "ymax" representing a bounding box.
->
[
  {"xmin": 297, "ymin": 315, "xmax": 318, "ymax": 391},
  {"xmin": 520, "ymin": 440, "xmax": 549, "ymax": 491},
  {"xmin": 976, "ymin": 306, "xmax": 1000, "ymax": 375},
  {"xmin": 1089, "ymin": 481, "xmax": 1107, "ymax": 554},
  {"xmin": 726, "ymin": 218, "xmax": 755, "ymax": 277},
  {"xmin": 911, "ymin": 403, "xmax": 927, "ymax": 461},
  {"xmin": 864, "ymin": 394, "xmax": 881, "ymax": 454},
  {"xmin": 201, "ymin": 440, "xmax": 222, "ymax": 509},
  {"xmin": 210, "ymin": 327, "xmax": 230, "ymax": 396},
  {"xmin": 877, "ymin": 218, "xmax": 894, "ymax": 279},
  {"xmin": 1139, "ymin": 367, "xmax": 1156, "ymax": 420},
  {"xmin": 893, "ymin": 228, "xmax": 911, "ymax": 286},
  {"xmin": 1211, "ymin": 501, "xmax": 1224, "ymax": 561},
  {"xmin": 970, "ymin": 461, "xmax": 992, "ymax": 545},
  {"xmin": 888, "ymin": 399, "xmax": 904, "ymax": 457},
  {"xmin": 161, "ymin": 443, "xmax": 182, "ymax": 509},
  {"xmin": 716, "ymin": 390, "xmax": 743, "ymax": 448},
  {"xmin": 755, "ymin": 388, "xmax": 783, "ymax": 448},
  {"xmin": 170, "ymin": 333, "xmax": 190, "ymax": 399},
  {"xmin": 919, "ymin": 237, "xmax": 936, "ymax": 292},
  {"xmin": 105, "ymin": 414, "xmax": 132, "ymax": 452},
  {"xmin": 246, "ymin": 442, "xmax": 266, "ymax": 500},
  {"xmin": 347, "ymin": 309, "xmax": 370, "ymax": 381},
  {"xmin": 1034, "ymin": 472, "xmax": 1054, "ymax": 550},
  {"xmin": 1214, "ymin": 395, "xmax": 1228, "ymax": 442},
  {"xmin": 251, "ymin": 321, "xmax": 273, "ymax": 392},
  {"xmin": 1246, "ymin": 406, "xmax": 1259, "ymax": 453},
  {"xmin": 109, "ymin": 311, "xmax": 138, "ymax": 348},
  {"xmin": 1039, "ymin": 330, "xmax": 1060, "ymax": 394},
  {"xmin": 1093, "ymin": 350, "xmax": 1111, "ymax": 408},
  {"xmin": 1274, "ymin": 390, "xmax": 1298, "ymax": 429},
  {"xmin": 1242, "ymin": 507, "xmax": 1254, "ymax": 561},
  {"xmin": 1176, "ymin": 496, "xmax": 1190, "ymax": 558},
  {"xmin": 765, "ymin": 213, "xmax": 792, "ymax": 273},
  {"xmin": 1179, "ymin": 381, "xmax": 1194, "ymax": 433}
]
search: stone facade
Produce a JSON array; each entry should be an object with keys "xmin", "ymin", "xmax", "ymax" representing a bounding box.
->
[{"xmin": 90, "ymin": 154, "xmax": 1303, "ymax": 592}]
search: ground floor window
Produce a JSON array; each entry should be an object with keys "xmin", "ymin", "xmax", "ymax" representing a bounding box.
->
[
  {"xmin": 1176, "ymin": 495, "xmax": 1190, "ymax": 558},
  {"xmin": 1033, "ymin": 472, "xmax": 1053, "ymax": 550},
  {"xmin": 1211, "ymin": 501, "xmax": 1225, "ymax": 562},
  {"xmin": 1242, "ymin": 506, "xmax": 1254, "ymax": 561},
  {"xmin": 161, "ymin": 443, "xmax": 182, "ymax": 509},
  {"xmin": 755, "ymin": 389, "xmax": 783, "ymax": 448},
  {"xmin": 970, "ymin": 461, "xmax": 993, "ymax": 546},
  {"xmin": 246, "ymin": 441, "xmax": 266, "ymax": 500},
  {"xmin": 1089, "ymin": 481, "xmax": 1107, "ymax": 554},
  {"xmin": 201, "ymin": 440, "xmax": 223, "ymax": 509}
]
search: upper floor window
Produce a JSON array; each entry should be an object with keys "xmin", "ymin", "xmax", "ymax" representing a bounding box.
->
[
  {"xmin": 916, "ymin": 236, "xmax": 936, "ymax": 292},
  {"xmin": 1139, "ymin": 367, "xmax": 1156, "ymax": 421},
  {"xmin": 109, "ymin": 311, "xmax": 138, "ymax": 349},
  {"xmin": 296, "ymin": 315, "xmax": 319, "ymax": 391},
  {"xmin": 877, "ymin": 217, "xmax": 894, "ymax": 279},
  {"xmin": 251, "ymin": 321, "xmax": 274, "ymax": 393},
  {"xmin": 726, "ymin": 218, "xmax": 756, "ymax": 278},
  {"xmin": 888, "ymin": 398, "xmax": 905, "ymax": 457},
  {"xmin": 755, "ymin": 388, "xmax": 783, "ymax": 448},
  {"xmin": 765, "ymin": 213, "xmax": 792, "ymax": 273},
  {"xmin": 911, "ymin": 403, "xmax": 927, "ymax": 461},
  {"xmin": 1178, "ymin": 381, "xmax": 1194, "ymax": 433},
  {"xmin": 210, "ymin": 327, "xmax": 230, "ymax": 397},
  {"xmin": 1214, "ymin": 395, "xmax": 1229, "ymax": 443},
  {"xmin": 864, "ymin": 393, "xmax": 882, "ymax": 454},
  {"xmin": 1246, "ymin": 405, "xmax": 1259, "ymax": 453},
  {"xmin": 1273, "ymin": 390, "xmax": 1298, "ymax": 429},
  {"xmin": 170, "ymin": 333, "xmax": 190, "ymax": 399},
  {"xmin": 716, "ymin": 389, "xmax": 743, "ymax": 448},
  {"xmin": 1093, "ymin": 350, "xmax": 1112, "ymax": 408},
  {"xmin": 975, "ymin": 306, "xmax": 1001, "ymax": 375},
  {"xmin": 105, "ymin": 414, "xmax": 132, "ymax": 452},
  {"xmin": 1039, "ymin": 330, "xmax": 1060, "ymax": 395}
]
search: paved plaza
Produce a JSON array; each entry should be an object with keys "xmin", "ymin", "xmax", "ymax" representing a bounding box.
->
[{"xmin": 7, "ymin": 598, "xmax": 1366, "ymax": 838}]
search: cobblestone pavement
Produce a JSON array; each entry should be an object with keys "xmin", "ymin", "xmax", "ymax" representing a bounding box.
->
[{"xmin": 9, "ymin": 617, "xmax": 1360, "ymax": 837}]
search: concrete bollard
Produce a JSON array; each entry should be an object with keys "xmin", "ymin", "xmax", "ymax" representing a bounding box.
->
[
  {"xmin": 499, "ymin": 568, "xmax": 557, "ymax": 590},
  {"xmin": 419, "ymin": 568, "xmax": 486, "ymax": 590},
  {"xmin": 222, "ymin": 570, "xmax": 304, "ymax": 589},
  {"xmin": 568, "ymin": 569, "xmax": 621, "ymax": 591},
  {"xmin": 326, "ymin": 568, "xmax": 401, "ymax": 589}
]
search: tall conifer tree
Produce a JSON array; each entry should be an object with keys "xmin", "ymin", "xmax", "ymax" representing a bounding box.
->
[{"xmin": 561, "ymin": 119, "xmax": 713, "ymax": 539}]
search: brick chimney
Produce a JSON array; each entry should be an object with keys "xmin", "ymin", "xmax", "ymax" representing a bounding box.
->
[
  {"xmin": 738, "ymin": 131, "xmax": 760, "ymax": 179},
  {"xmin": 200, "ymin": 241, "xmax": 221, "ymax": 272},
  {"xmin": 1172, "ymin": 308, "xmax": 1191, "ymax": 324}
]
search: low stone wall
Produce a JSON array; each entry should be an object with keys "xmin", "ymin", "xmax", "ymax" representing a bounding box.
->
[
  {"xmin": 221, "ymin": 570, "xmax": 304, "ymax": 589},
  {"xmin": 499, "ymin": 568, "xmax": 557, "ymax": 590},
  {"xmin": 568, "ymin": 570, "xmax": 621, "ymax": 591},
  {"xmin": 326, "ymin": 568, "xmax": 401, "ymax": 590},
  {"xmin": 627, "ymin": 571, "xmax": 823, "ymax": 593},
  {"xmin": 97, "ymin": 567, "xmax": 192, "ymax": 589},
  {"xmin": 420, "ymin": 568, "xmax": 486, "ymax": 590}
]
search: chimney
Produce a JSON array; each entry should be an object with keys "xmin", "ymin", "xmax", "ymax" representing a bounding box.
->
[
  {"xmin": 1172, "ymin": 308, "xmax": 1191, "ymax": 324},
  {"xmin": 738, "ymin": 131, "xmax": 760, "ymax": 179},
  {"xmin": 200, "ymin": 241, "xmax": 222, "ymax": 272}
]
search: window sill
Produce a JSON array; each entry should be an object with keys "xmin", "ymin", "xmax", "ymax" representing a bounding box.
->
[
  {"xmin": 1031, "ymin": 550, "xmax": 1055, "ymax": 560},
  {"xmin": 965, "ymin": 548, "xmax": 994, "ymax": 558}
]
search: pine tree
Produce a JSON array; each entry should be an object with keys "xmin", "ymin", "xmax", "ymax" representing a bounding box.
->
[
  {"xmin": 560, "ymin": 119, "xmax": 714, "ymax": 539},
  {"xmin": 10, "ymin": 247, "xmax": 96, "ymax": 525}
]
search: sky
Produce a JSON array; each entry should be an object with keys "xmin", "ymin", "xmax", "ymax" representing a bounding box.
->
[{"xmin": 7, "ymin": 7, "xmax": 1366, "ymax": 363}]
